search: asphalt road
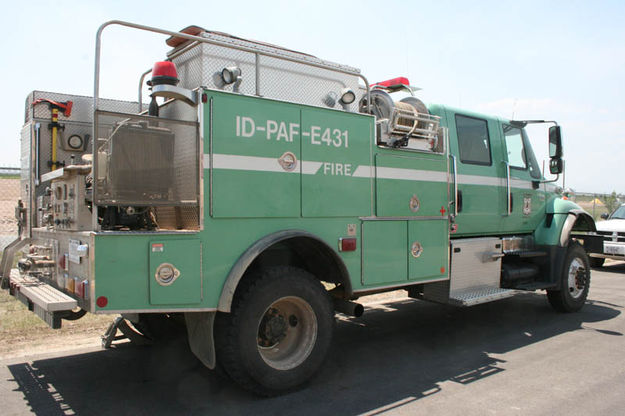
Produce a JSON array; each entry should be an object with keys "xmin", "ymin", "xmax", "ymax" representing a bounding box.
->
[{"xmin": 2, "ymin": 263, "xmax": 624, "ymax": 416}]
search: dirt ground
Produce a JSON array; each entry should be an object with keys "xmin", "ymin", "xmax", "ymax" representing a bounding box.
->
[{"xmin": 0, "ymin": 289, "xmax": 113, "ymax": 360}]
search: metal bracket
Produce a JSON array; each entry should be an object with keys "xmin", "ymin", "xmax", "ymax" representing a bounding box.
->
[
  {"xmin": 151, "ymin": 84, "xmax": 198, "ymax": 106},
  {"xmin": 482, "ymin": 252, "xmax": 505, "ymax": 262},
  {"xmin": 102, "ymin": 316, "xmax": 152, "ymax": 348}
]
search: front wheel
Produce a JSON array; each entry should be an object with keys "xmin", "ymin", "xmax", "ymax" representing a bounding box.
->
[
  {"xmin": 215, "ymin": 266, "xmax": 334, "ymax": 396},
  {"xmin": 547, "ymin": 242, "xmax": 591, "ymax": 312}
]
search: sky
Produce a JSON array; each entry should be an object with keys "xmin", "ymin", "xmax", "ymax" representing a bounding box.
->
[{"xmin": 1, "ymin": 0, "xmax": 623, "ymax": 193}]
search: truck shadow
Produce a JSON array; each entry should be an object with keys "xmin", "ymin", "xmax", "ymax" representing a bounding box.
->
[
  {"xmin": 6, "ymin": 294, "xmax": 621, "ymax": 416},
  {"xmin": 597, "ymin": 261, "xmax": 625, "ymax": 274}
]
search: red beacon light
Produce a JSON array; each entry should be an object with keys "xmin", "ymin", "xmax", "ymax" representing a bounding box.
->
[
  {"xmin": 371, "ymin": 76, "xmax": 411, "ymax": 90},
  {"xmin": 148, "ymin": 61, "xmax": 179, "ymax": 87}
]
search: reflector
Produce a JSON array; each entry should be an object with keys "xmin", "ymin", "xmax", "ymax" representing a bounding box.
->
[{"xmin": 339, "ymin": 237, "xmax": 357, "ymax": 252}]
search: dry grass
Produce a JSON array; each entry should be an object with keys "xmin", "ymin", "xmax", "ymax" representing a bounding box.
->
[{"xmin": 0, "ymin": 289, "xmax": 113, "ymax": 359}]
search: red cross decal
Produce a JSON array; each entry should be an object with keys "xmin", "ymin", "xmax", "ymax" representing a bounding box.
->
[{"xmin": 440, "ymin": 206, "xmax": 446, "ymax": 216}]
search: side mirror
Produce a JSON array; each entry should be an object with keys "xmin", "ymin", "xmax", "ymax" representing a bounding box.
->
[
  {"xmin": 549, "ymin": 126, "xmax": 562, "ymax": 158},
  {"xmin": 549, "ymin": 157, "xmax": 563, "ymax": 175},
  {"xmin": 601, "ymin": 213, "xmax": 609, "ymax": 220}
]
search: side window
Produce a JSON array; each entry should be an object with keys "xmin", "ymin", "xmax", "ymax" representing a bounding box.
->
[
  {"xmin": 503, "ymin": 125, "xmax": 526, "ymax": 169},
  {"xmin": 455, "ymin": 114, "xmax": 491, "ymax": 165}
]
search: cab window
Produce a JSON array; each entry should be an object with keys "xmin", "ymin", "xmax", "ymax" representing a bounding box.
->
[
  {"xmin": 503, "ymin": 125, "xmax": 526, "ymax": 169},
  {"xmin": 503, "ymin": 124, "xmax": 542, "ymax": 179},
  {"xmin": 455, "ymin": 114, "xmax": 491, "ymax": 165}
]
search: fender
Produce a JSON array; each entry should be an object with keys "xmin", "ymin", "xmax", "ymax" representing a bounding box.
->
[
  {"xmin": 217, "ymin": 229, "xmax": 352, "ymax": 312},
  {"xmin": 535, "ymin": 198, "xmax": 596, "ymax": 247}
]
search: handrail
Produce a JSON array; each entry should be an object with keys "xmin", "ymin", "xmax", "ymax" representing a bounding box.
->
[
  {"xmin": 450, "ymin": 154, "xmax": 458, "ymax": 216},
  {"xmin": 95, "ymin": 20, "xmax": 370, "ymax": 112},
  {"xmin": 503, "ymin": 161, "xmax": 511, "ymax": 216}
]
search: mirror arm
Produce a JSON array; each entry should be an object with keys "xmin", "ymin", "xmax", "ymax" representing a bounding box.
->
[{"xmin": 539, "ymin": 173, "xmax": 560, "ymax": 184}]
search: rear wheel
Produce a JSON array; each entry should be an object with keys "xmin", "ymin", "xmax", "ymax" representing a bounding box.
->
[
  {"xmin": 547, "ymin": 242, "xmax": 590, "ymax": 312},
  {"xmin": 215, "ymin": 266, "xmax": 334, "ymax": 396}
]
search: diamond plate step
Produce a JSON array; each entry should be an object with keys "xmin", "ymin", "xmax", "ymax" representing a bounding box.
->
[
  {"xmin": 448, "ymin": 287, "xmax": 516, "ymax": 307},
  {"xmin": 10, "ymin": 270, "xmax": 77, "ymax": 312}
]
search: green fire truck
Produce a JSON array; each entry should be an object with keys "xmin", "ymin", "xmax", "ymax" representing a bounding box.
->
[{"xmin": 1, "ymin": 21, "xmax": 598, "ymax": 395}]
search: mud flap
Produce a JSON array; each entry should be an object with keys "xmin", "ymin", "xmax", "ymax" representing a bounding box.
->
[{"xmin": 185, "ymin": 311, "xmax": 216, "ymax": 369}]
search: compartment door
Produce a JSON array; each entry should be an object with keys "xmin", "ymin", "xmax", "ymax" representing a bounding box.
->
[
  {"xmin": 149, "ymin": 239, "xmax": 201, "ymax": 305},
  {"xmin": 408, "ymin": 220, "xmax": 449, "ymax": 282},
  {"xmin": 209, "ymin": 93, "xmax": 301, "ymax": 218},
  {"xmin": 300, "ymin": 107, "xmax": 373, "ymax": 217},
  {"xmin": 362, "ymin": 221, "xmax": 407, "ymax": 286}
]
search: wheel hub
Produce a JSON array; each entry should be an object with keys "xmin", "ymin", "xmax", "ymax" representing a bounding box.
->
[
  {"xmin": 258, "ymin": 308, "xmax": 288, "ymax": 347},
  {"xmin": 567, "ymin": 257, "xmax": 587, "ymax": 299},
  {"xmin": 256, "ymin": 296, "xmax": 318, "ymax": 371}
]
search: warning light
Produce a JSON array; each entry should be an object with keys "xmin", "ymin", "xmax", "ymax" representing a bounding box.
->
[
  {"xmin": 371, "ymin": 77, "xmax": 410, "ymax": 89},
  {"xmin": 148, "ymin": 61, "xmax": 179, "ymax": 87},
  {"xmin": 339, "ymin": 237, "xmax": 357, "ymax": 252},
  {"xmin": 96, "ymin": 296, "xmax": 108, "ymax": 308}
]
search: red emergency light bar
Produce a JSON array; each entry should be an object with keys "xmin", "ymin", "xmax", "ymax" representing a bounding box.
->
[{"xmin": 371, "ymin": 77, "xmax": 410, "ymax": 89}]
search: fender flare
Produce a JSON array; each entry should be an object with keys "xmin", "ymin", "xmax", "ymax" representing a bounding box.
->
[
  {"xmin": 217, "ymin": 229, "xmax": 352, "ymax": 312},
  {"xmin": 558, "ymin": 209, "xmax": 596, "ymax": 247}
]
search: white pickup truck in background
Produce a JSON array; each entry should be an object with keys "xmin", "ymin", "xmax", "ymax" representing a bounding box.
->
[{"xmin": 590, "ymin": 204, "xmax": 625, "ymax": 267}]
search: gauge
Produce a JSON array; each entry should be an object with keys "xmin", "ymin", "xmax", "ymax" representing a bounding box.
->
[{"xmin": 67, "ymin": 134, "xmax": 83, "ymax": 150}]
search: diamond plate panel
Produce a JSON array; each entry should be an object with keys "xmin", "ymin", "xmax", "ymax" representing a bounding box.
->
[
  {"xmin": 448, "ymin": 287, "xmax": 516, "ymax": 306},
  {"xmin": 170, "ymin": 34, "xmax": 363, "ymax": 111}
]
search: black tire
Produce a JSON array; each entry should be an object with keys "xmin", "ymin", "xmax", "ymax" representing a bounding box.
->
[
  {"xmin": 589, "ymin": 257, "xmax": 605, "ymax": 268},
  {"xmin": 62, "ymin": 307, "xmax": 87, "ymax": 321},
  {"xmin": 547, "ymin": 242, "xmax": 591, "ymax": 312},
  {"xmin": 215, "ymin": 266, "xmax": 334, "ymax": 396}
]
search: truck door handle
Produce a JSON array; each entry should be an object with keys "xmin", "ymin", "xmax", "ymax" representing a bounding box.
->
[{"xmin": 457, "ymin": 190, "xmax": 463, "ymax": 213}]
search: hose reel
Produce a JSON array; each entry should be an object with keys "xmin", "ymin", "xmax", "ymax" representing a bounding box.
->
[{"xmin": 360, "ymin": 89, "xmax": 441, "ymax": 150}]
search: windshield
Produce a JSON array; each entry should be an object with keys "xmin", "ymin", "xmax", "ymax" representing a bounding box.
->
[{"xmin": 610, "ymin": 205, "xmax": 625, "ymax": 219}]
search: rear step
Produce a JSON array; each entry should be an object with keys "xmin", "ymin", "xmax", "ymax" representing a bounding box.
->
[
  {"xmin": 448, "ymin": 287, "xmax": 516, "ymax": 307},
  {"xmin": 9, "ymin": 270, "xmax": 77, "ymax": 329}
]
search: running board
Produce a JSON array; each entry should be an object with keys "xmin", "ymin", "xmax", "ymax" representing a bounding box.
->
[
  {"xmin": 9, "ymin": 270, "xmax": 77, "ymax": 329},
  {"xmin": 448, "ymin": 287, "xmax": 517, "ymax": 307}
]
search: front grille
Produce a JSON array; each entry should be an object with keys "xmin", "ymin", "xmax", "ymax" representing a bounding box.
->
[{"xmin": 597, "ymin": 230, "xmax": 625, "ymax": 243}]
